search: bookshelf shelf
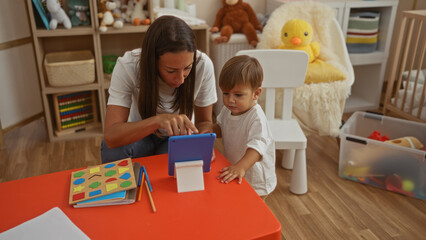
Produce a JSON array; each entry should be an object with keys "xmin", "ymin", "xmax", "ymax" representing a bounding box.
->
[{"xmin": 26, "ymin": 0, "xmax": 210, "ymax": 141}]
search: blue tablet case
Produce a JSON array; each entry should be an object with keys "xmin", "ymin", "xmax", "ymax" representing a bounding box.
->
[{"xmin": 168, "ymin": 133, "xmax": 216, "ymax": 176}]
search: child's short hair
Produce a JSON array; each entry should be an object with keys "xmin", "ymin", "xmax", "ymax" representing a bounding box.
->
[{"xmin": 219, "ymin": 55, "xmax": 263, "ymax": 91}]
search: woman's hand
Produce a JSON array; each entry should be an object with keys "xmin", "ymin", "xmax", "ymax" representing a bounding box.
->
[{"xmin": 156, "ymin": 114, "xmax": 199, "ymax": 136}]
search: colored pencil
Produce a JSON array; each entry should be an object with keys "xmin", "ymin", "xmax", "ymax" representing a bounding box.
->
[
  {"xmin": 145, "ymin": 181, "xmax": 156, "ymax": 212},
  {"xmin": 137, "ymin": 172, "xmax": 145, "ymax": 202},
  {"xmin": 142, "ymin": 166, "xmax": 153, "ymax": 192},
  {"xmin": 138, "ymin": 166, "xmax": 144, "ymax": 186}
]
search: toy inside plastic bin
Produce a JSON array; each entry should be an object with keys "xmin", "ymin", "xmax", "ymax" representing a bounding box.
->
[{"xmin": 339, "ymin": 111, "xmax": 426, "ymax": 200}]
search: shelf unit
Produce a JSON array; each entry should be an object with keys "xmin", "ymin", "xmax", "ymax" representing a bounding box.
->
[
  {"xmin": 266, "ymin": 0, "xmax": 398, "ymax": 113},
  {"xmin": 343, "ymin": 0, "xmax": 398, "ymax": 112},
  {"xmin": 26, "ymin": 0, "xmax": 210, "ymax": 142}
]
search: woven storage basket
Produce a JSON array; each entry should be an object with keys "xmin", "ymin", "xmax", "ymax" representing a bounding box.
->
[{"xmin": 44, "ymin": 50, "xmax": 95, "ymax": 87}]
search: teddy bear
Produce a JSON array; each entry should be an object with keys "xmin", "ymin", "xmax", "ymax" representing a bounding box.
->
[
  {"xmin": 46, "ymin": 0, "xmax": 72, "ymax": 30},
  {"xmin": 211, "ymin": 0, "xmax": 262, "ymax": 47},
  {"xmin": 98, "ymin": 0, "xmax": 121, "ymax": 32}
]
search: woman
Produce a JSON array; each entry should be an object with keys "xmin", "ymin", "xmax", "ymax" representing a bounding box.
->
[{"xmin": 101, "ymin": 16, "xmax": 217, "ymax": 163}]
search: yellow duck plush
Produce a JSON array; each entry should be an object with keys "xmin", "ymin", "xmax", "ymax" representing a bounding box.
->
[
  {"xmin": 279, "ymin": 19, "xmax": 319, "ymax": 63},
  {"xmin": 279, "ymin": 19, "xmax": 346, "ymax": 84}
]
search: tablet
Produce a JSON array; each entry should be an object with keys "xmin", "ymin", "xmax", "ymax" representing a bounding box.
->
[{"xmin": 168, "ymin": 133, "xmax": 216, "ymax": 176}]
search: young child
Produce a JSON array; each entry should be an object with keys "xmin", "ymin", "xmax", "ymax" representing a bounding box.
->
[{"xmin": 213, "ymin": 55, "xmax": 277, "ymax": 197}]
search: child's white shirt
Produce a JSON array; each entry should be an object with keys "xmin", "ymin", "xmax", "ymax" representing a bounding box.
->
[{"xmin": 217, "ymin": 104, "xmax": 277, "ymax": 196}]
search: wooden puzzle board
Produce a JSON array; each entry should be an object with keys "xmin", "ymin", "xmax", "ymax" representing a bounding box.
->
[{"xmin": 69, "ymin": 158, "xmax": 137, "ymax": 205}]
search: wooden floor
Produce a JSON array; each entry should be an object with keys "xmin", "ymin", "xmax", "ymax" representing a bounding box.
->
[{"xmin": 1, "ymin": 115, "xmax": 425, "ymax": 239}]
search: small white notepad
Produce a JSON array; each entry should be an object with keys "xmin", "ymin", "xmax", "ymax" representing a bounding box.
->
[{"xmin": 0, "ymin": 207, "xmax": 90, "ymax": 240}]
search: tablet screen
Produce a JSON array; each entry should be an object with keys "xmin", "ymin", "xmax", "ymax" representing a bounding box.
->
[{"xmin": 168, "ymin": 133, "xmax": 216, "ymax": 176}]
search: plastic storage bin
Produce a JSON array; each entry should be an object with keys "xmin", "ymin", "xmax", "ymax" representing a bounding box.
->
[
  {"xmin": 339, "ymin": 111, "xmax": 426, "ymax": 200},
  {"xmin": 44, "ymin": 50, "xmax": 95, "ymax": 87}
]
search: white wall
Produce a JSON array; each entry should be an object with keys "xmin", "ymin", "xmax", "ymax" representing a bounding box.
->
[
  {"xmin": 179, "ymin": 0, "xmax": 266, "ymax": 26},
  {"xmin": 0, "ymin": 0, "xmax": 42, "ymax": 129}
]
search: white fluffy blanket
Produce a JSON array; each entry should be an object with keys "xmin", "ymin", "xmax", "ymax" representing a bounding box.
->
[{"xmin": 258, "ymin": 1, "xmax": 354, "ymax": 137}]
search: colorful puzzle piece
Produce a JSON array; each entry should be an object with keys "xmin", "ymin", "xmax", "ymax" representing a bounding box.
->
[
  {"xmin": 119, "ymin": 167, "xmax": 129, "ymax": 174},
  {"xmin": 120, "ymin": 173, "xmax": 131, "ymax": 180},
  {"xmin": 74, "ymin": 171, "xmax": 85, "ymax": 178},
  {"xmin": 89, "ymin": 189, "xmax": 102, "ymax": 197},
  {"xmin": 105, "ymin": 170, "xmax": 116, "ymax": 177},
  {"xmin": 106, "ymin": 183, "xmax": 118, "ymax": 192},
  {"xmin": 73, "ymin": 185, "xmax": 85, "ymax": 192},
  {"xmin": 90, "ymin": 167, "xmax": 100, "ymax": 174},
  {"xmin": 73, "ymin": 178, "xmax": 85, "ymax": 185},
  {"xmin": 118, "ymin": 160, "xmax": 129, "ymax": 166},
  {"xmin": 120, "ymin": 181, "xmax": 132, "ymax": 188},
  {"xmin": 106, "ymin": 178, "xmax": 117, "ymax": 182},
  {"xmin": 72, "ymin": 192, "xmax": 85, "ymax": 201},
  {"xmin": 105, "ymin": 163, "xmax": 115, "ymax": 168},
  {"xmin": 89, "ymin": 182, "xmax": 101, "ymax": 188}
]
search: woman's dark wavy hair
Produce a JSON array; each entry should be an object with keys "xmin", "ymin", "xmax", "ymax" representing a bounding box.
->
[{"xmin": 138, "ymin": 15, "xmax": 197, "ymax": 120}]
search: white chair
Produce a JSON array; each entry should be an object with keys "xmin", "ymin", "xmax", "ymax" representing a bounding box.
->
[
  {"xmin": 236, "ymin": 49, "xmax": 309, "ymax": 194},
  {"xmin": 258, "ymin": 1, "xmax": 354, "ymax": 137}
]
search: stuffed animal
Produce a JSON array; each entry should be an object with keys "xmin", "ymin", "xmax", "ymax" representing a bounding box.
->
[
  {"xmin": 385, "ymin": 136, "xmax": 424, "ymax": 149},
  {"xmin": 68, "ymin": 0, "xmax": 91, "ymax": 26},
  {"xmin": 98, "ymin": 0, "xmax": 120, "ymax": 32},
  {"xmin": 279, "ymin": 19, "xmax": 319, "ymax": 63},
  {"xmin": 211, "ymin": 0, "xmax": 262, "ymax": 47},
  {"xmin": 46, "ymin": 0, "xmax": 72, "ymax": 30},
  {"xmin": 279, "ymin": 19, "xmax": 346, "ymax": 84},
  {"xmin": 131, "ymin": 0, "xmax": 149, "ymax": 26},
  {"xmin": 122, "ymin": 0, "xmax": 134, "ymax": 23},
  {"xmin": 111, "ymin": 0, "xmax": 125, "ymax": 29}
]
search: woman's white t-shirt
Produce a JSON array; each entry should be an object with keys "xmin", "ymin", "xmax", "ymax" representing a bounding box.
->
[{"xmin": 108, "ymin": 49, "xmax": 217, "ymax": 123}]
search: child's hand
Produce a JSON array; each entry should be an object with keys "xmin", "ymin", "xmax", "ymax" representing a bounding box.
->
[
  {"xmin": 211, "ymin": 150, "xmax": 216, "ymax": 162},
  {"xmin": 217, "ymin": 165, "xmax": 245, "ymax": 184}
]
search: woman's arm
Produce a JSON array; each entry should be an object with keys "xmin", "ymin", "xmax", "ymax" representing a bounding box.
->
[
  {"xmin": 104, "ymin": 105, "xmax": 159, "ymax": 148},
  {"xmin": 104, "ymin": 105, "xmax": 198, "ymax": 148}
]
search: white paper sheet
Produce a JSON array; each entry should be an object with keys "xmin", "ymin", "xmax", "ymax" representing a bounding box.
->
[{"xmin": 0, "ymin": 207, "xmax": 90, "ymax": 240}]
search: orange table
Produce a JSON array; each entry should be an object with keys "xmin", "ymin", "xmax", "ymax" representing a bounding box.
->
[{"xmin": 0, "ymin": 151, "xmax": 281, "ymax": 239}]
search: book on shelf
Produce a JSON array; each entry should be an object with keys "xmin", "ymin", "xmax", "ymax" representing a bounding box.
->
[
  {"xmin": 69, "ymin": 159, "xmax": 140, "ymax": 208},
  {"xmin": 32, "ymin": 0, "xmax": 50, "ymax": 30}
]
